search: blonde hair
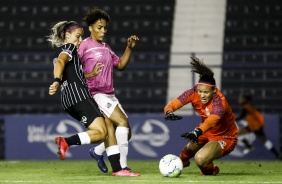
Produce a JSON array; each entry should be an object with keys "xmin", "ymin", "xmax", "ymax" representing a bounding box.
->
[{"xmin": 46, "ymin": 21, "xmax": 80, "ymax": 47}]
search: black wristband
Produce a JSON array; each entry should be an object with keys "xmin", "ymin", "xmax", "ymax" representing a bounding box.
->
[{"xmin": 54, "ymin": 77, "xmax": 62, "ymax": 84}]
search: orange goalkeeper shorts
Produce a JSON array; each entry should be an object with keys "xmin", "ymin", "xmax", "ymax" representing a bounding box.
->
[{"xmin": 198, "ymin": 133, "xmax": 238, "ymax": 157}]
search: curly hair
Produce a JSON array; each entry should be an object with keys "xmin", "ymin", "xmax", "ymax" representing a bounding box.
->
[
  {"xmin": 83, "ymin": 7, "xmax": 110, "ymax": 26},
  {"xmin": 190, "ymin": 56, "xmax": 216, "ymax": 86}
]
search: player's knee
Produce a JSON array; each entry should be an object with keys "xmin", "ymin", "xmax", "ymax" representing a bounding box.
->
[
  {"xmin": 194, "ymin": 152, "xmax": 207, "ymax": 167},
  {"xmin": 99, "ymin": 129, "xmax": 108, "ymax": 141}
]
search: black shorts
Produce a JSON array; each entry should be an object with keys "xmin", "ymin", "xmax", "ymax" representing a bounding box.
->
[{"xmin": 65, "ymin": 98, "xmax": 104, "ymax": 128}]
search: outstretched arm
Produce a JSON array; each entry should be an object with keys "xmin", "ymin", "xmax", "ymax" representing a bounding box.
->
[{"xmin": 116, "ymin": 35, "xmax": 139, "ymax": 71}]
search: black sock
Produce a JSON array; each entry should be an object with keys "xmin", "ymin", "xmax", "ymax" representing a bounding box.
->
[
  {"xmin": 65, "ymin": 134, "xmax": 81, "ymax": 146},
  {"xmin": 242, "ymin": 138, "xmax": 252, "ymax": 149},
  {"xmin": 108, "ymin": 154, "xmax": 122, "ymax": 172}
]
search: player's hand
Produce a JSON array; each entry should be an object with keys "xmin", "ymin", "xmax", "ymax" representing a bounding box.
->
[
  {"xmin": 181, "ymin": 128, "xmax": 203, "ymax": 142},
  {"xmin": 92, "ymin": 62, "xmax": 104, "ymax": 76},
  {"xmin": 49, "ymin": 82, "xmax": 60, "ymax": 95},
  {"xmin": 165, "ymin": 111, "xmax": 182, "ymax": 121},
  {"xmin": 127, "ymin": 35, "xmax": 139, "ymax": 49}
]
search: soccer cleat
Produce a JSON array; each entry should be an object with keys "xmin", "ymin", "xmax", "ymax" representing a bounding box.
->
[
  {"xmin": 112, "ymin": 169, "xmax": 140, "ymax": 176},
  {"xmin": 89, "ymin": 147, "xmax": 108, "ymax": 173},
  {"xmin": 55, "ymin": 136, "xmax": 69, "ymax": 160},
  {"xmin": 122, "ymin": 166, "xmax": 131, "ymax": 171},
  {"xmin": 200, "ymin": 166, "xmax": 220, "ymax": 176},
  {"xmin": 213, "ymin": 166, "xmax": 220, "ymax": 175},
  {"xmin": 182, "ymin": 160, "xmax": 190, "ymax": 168}
]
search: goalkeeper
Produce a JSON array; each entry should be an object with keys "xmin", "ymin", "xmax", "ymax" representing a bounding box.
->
[{"xmin": 164, "ymin": 56, "xmax": 238, "ymax": 175}]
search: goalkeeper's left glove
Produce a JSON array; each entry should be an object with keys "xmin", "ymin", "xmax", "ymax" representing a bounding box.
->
[
  {"xmin": 165, "ymin": 111, "xmax": 182, "ymax": 121},
  {"xmin": 181, "ymin": 128, "xmax": 203, "ymax": 142}
]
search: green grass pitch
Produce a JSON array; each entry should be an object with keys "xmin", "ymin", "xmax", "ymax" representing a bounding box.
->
[{"xmin": 0, "ymin": 160, "xmax": 282, "ymax": 184}]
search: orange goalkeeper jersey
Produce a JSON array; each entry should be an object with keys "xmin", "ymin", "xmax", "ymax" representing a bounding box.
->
[
  {"xmin": 238, "ymin": 103, "xmax": 264, "ymax": 131},
  {"xmin": 164, "ymin": 85, "xmax": 238, "ymax": 137}
]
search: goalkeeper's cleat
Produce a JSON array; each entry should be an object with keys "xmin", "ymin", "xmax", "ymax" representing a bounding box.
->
[
  {"xmin": 122, "ymin": 166, "xmax": 131, "ymax": 171},
  {"xmin": 112, "ymin": 169, "xmax": 140, "ymax": 176},
  {"xmin": 55, "ymin": 136, "xmax": 69, "ymax": 160},
  {"xmin": 213, "ymin": 166, "xmax": 220, "ymax": 175},
  {"xmin": 200, "ymin": 166, "xmax": 220, "ymax": 176},
  {"xmin": 182, "ymin": 160, "xmax": 190, "ymax": 168},
  {"xmin": 89, "ymin": 147, "xmax": 108, "ymax": 173}
]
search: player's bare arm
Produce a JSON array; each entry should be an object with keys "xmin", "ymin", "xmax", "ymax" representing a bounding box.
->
[
  {"xmin": 49, "ymin": 53, "xmax": 68, "ymax": 95},
  {"xmin": 117, "ymin": 35, "xmax": 139, "ymax": 71}
]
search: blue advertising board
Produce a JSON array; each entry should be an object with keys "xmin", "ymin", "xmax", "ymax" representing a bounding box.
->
[{"xmin": 4, "ymin": 114, "xmax": 280, "ymax": 160}]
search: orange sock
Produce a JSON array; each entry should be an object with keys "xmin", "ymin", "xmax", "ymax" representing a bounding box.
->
[
  {"xmin": 200, "ymin": 162, "xmax": 214, "ymax": 175},
  {"xmin": 179, "ymin": 146, "xmax": 194, "ymax": 167}
]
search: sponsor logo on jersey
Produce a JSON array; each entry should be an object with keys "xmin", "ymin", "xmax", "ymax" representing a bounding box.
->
[{"xmin": 94, "ymin": 52, "xmax": 102, "ymax": 58}]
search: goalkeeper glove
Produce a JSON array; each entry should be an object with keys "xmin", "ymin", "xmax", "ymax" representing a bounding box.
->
[
  {"xmin": 181, "ymin": 128, "xmax": 203, "ymax": 142},
  {"xmin": 165, "ymin": 111, "xmax": 182, "ymax": 121}
]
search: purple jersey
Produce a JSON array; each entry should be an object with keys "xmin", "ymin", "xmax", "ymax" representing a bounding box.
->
[{"xmin": 78, "ymin": 37, "xmax": 120, "ymax": 95}]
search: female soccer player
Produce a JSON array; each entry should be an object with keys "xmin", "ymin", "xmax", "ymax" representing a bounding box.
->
[
  {"xmin": 47, "ymin": 21, "xmax": 139, "ymax": 176},
  {"xmin": 77, "ymin": 8, "xmax": 139, "ymax": 174},
  {"xmin": 164, "ymin": 56, "xmax": 238, "ymax": 175},
  {"xmin": 236, "ymin": 93, "xmax": 280, "ymax": 158}
]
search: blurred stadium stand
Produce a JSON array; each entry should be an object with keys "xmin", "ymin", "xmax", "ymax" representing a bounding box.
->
[
  {"xmin": 222, "ymin": 0, "xmax": 282, "ymax": 113},
  {"xmin": 0, "ymin": 0, "xmax": 282, "ymax": 115},
  {"xmin": 0, "ymin": 0, "xmax": 174, "ymax": 114}
]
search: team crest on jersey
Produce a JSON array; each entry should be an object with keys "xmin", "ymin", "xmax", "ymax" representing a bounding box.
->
[
  {"xmin": 205, "ymin": 107, "xmax": 210, "ymax": 116},
  {"xmin": 106, "ymin": 102, "xmax": 112, "ymax": 108},
  {"xmin": 94, "ymin": 52, "xmax": 102, "ymax": 58},
  {"xmin": 80, "ymin": 116, "xmax": 87, "ymax": 124}
]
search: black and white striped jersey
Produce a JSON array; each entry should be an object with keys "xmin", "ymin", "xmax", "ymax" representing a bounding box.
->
[{"xmin": 53, "ymin": 43, "xmax": 92, "ymax": 110}]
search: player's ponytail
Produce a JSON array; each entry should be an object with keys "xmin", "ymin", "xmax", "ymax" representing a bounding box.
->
[{"xmin": 190, "ymin": 56, "xmax": 216, "ymax": 87}]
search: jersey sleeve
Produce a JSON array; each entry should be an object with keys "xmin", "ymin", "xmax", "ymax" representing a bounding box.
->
[
  {"xmin": 198, "ymin": 114, "xmax": 221, "ymax": 133},
  {"xmin": 164, "ymin": 98, "xmax": 183, "ymax": 114},
  {"xmin": 106, "ymin": 44, "xmax": 120, "ymax": 67},
  {"xmin": 59, "ymin": 43, "xmax": 76, "ymax": 61},
  {"xmin": 164, "ymin": 86, "xmax": 197, "ymax": 114}
]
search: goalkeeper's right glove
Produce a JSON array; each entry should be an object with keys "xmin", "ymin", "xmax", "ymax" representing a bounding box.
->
[
  {"xmin": 164, "ymin": 111, "xmax": 182, "ymax": 121},
  {"xmin": 180, "ymin": 128, "xmax": 202, "ymax": 142}
]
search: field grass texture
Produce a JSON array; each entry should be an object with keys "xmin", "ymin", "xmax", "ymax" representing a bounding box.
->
[{"xmin": 0, "ymin": 160, "xmax": 282, "ymax": 184}]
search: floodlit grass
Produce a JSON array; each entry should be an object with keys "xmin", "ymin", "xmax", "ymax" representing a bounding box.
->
[{"xmin": 0, "ymin": 160, "xmax": 282, "ymax": 184}]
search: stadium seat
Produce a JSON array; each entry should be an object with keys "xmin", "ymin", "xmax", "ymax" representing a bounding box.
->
[{"xmin": 0, "ymin": 0, "xmax": 175, "ymax": 114}]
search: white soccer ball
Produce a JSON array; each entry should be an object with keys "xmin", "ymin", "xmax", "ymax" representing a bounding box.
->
[{"xmin": 159, "ymin": 154, "xmax": 183, "ymax": 178}]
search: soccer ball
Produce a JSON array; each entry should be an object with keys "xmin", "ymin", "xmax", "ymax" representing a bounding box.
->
[{"xmin": 159, "ymin": 154, "xmax": 183, "ymax": 178}]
